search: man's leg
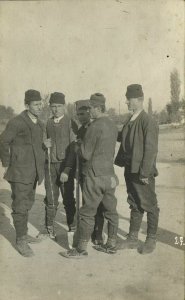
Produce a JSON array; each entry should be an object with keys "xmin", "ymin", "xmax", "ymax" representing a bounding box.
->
[
  {"xmin": 140, "ymin": 205, "xmax": 160, "ymax": 254},
  {"xmin": 42, "ymin": 163, "xmax": 60, "ymax": 238},
  {"xmin": 91, "ymin": 202, "xmax": 104, "ymax": 245},
  {"xmin": 97, "ymin": 180, "xmax": 119, "ymax": 254},
  {"xmin": 11, "ymin": 181, "xmax": 36, "ymax": 257},
  {"xmin": 117, "ymin": 168, "xmax": 144, "ymax": 250},
  {"xmin": 131, "ymin": 175, "xmax": 159, "ymax": 254},
  {"xmin": 62, "ymin": 171, "xmax": 104, "ymax": 258},
  {"xmin": 61, "ymin": 172, "xmax": 76, "ymax": 231},
  {"xmin": 117, "ymin": 207, "xmax": 144, "ymax": 250}
]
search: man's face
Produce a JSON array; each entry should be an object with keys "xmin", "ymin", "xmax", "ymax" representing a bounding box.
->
[
  {"xmin": 89, "ymin": 105, "xmax": 99, "ymax": 119},
  {"xmin": 50, "ymin": 103, "xmax": 65, "ymax": 118},
  {"xmin": 77, "ymin": 109, "xmax": 90, "ymax": 125},
  {"xmin": 125, "ymin": 98, "xmax": 141, "ymax": 111},
  {"xmin": 27, "ymin": 101, "xmax": 43, "ymax": 117}
]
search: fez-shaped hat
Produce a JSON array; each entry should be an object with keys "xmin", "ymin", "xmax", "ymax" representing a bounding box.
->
[
  {"xmin": 75, "ymin": 99, "xmax": 90, "ymax": 110},
  {"xmin": 49, "ymin": 92, "xmax": 65, "ymax": 104},
  {"xmin": 90, "ymin": 93, "xmax": 106, "ymax": 106},
  {"xmin": 125, "ymin": 84, "xmax": 144, "ymax": 99},
  {"xmin": 24, "ymin": 89, "xmax": 41, "ymax": 104}
]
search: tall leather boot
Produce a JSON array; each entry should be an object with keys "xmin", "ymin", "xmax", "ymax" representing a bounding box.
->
[
  {"xmin": 117, "ymin": 209, "xmax": 143, "ymax": 250},
  {"xmin": 95, "ymin": 223, "xmax": 117, "ymax": 254},
  {"xmin": 140, "ymin": 207, "xmax": 159, "ymax": 255},
  {"xmin": 91, "ymin": 208, "xmax": 104, "ymax": 246},
  {"xmin": 37, "ymin": 205, "xmax": 57, "ymax": 240}
]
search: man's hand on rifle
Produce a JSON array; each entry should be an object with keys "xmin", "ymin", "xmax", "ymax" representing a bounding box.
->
[
  {"xmin": 43, "ymin": 138, "xmax": 52, "ymax": 149},
  {"xmin": 60, "ymin": 172, "xmax": 69, "ymax": 183}
]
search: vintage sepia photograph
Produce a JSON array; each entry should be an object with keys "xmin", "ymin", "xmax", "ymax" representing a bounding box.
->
[{"xmin": 0, "ymin": 1, "xmax": 184, "ymax": 300}]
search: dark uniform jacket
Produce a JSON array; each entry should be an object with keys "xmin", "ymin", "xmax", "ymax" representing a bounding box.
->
[
  {"xmin": 115, "ymin": 110, "xmax": 159, "ymax": 178},
  {"xmin": 0, "ymin": 110, "xmax": 45, "ymax": 184},
  {"xmin": 46, "ymin": 115, "xmax": 76, "ymax": 163},
  {"xmin": 80, "ymin": 116, "xmax": 118, "ymax": 176},
  {"xmin": 64, "ymin": 122, "xmax": 91, "ymax": 172}
]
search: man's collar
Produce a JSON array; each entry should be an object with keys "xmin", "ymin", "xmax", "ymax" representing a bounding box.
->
[
  {"xmin": 27, "ymin": 111, "xmax": 38, "ymax": 124},
  {"xmin": 53, "ymin": 115, "xmax": 64, "ymax": 123},
  {"xmin": 130, "ymin": 109, "xmax": 143, "ymax": 121}
]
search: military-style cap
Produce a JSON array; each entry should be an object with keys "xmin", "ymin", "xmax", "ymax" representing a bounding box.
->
[
  {"xmin": 125, "ymin": 84, "xmax": 144, "ymax": 99},
  {"xmin": 90, "ymin": 93, "xmax": 106, "ymax": 106},
  {"xmin": 75, "ymin": 99, "xmax": 90, "ymax": 110},
  {"xmin": 24, "ymin": 89, "xmax": 41, "ymax": 104},
  {"xmin": 49, "ymin": 92, "xmax": 65, "ymax": 104}
]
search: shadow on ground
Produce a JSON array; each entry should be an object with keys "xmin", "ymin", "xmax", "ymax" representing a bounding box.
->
[{"xmin": 0, "ymin": 188, "xmax": 184, "ymax": 253}]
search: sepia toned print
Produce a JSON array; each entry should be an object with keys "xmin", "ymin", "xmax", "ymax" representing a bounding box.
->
[{"xmin": 0, "ymin": 1, "xmax": 184, "ymax": 300}]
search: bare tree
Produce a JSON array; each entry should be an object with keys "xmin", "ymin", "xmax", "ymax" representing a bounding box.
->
[
  {"xmin": 148, "ymin": 98, "xmax": 153, "ymax": 116},
  {"xmin": 166, "ymin": 69, "xmax": 181, "ymax": 123},
  {"xmin": 170, "ymin": 69, "xmax": 181, "ymax": 103}
]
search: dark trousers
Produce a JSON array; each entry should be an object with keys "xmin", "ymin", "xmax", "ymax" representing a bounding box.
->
[
  {"xmin": 124, "ymin": 167, "xmax": 158, "ymax": 213},
  {"xmin": 78, "ymin": 170, "xmax": 118, "ymax": 242},
  {"xmin": 10, "ymin": 180, "xmax": 37, "ymax": 238},
  {"xmin": 44, "ymin": 162, "xmax": 75, "ymax": 229},
  {"xmin": 124, "ymin": 167, "xmax": 159, "ymax": 237},
  {"xmin": 80, "ymin": 177, "xmax": 104, "ymax": 240}
]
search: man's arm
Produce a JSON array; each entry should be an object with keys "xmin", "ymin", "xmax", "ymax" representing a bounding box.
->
[
  {"xmin": 139, "ymin": 118, "xmax": 159, "ymax": 179},
  {"xmin": 80, "ymin": 123, "xmax": 100, "ymax": 161},
  {"xmin": 69, "ymin": 119, "xmax": 77, "ymax": 143},
  {"xmin": 0, "ymin": 119, "xmax": 19, "ymax": 167},
  {"xmin": 60, "ymin": 119, "xmax": 78, "ymax": 183}
]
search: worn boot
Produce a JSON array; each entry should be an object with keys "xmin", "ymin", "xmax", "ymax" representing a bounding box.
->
[
  {"xmin": 140, "ymin": 236, "xmax": 156, "ymax": 254},
  {"xmin": 95, "ymin": 222, "xmax": 118, "ymax": 254},
  {"xmin": 140, "ymin": 207, "xmax": 159, "ymax": 255},
  {"xmin": 117, "ymin": 208, "xmax": 143, "ymax": 250},
  {"xmin": 61, "ymin": 239, "xmax": 88, "ymax": 259},
  {"xmin": 36, "ymin": 228, "xmax": 49, "ymax": 240},
  {"xmin": 95, "ymin": 237, "xmax": 117, "ymax": 254},
  {"xmin": 37, "ymin": 225, "xmax": 56, "ymax": 240},
  {"xmin": 16, "ymin": 236, "xmax": 34, "ymax": 257},
  {"xmin": 91, "ymin": 204, "xmax": 104, "ymax": 246},
  {"xmin": 47, "ymin": 225, "xmax": 56, "ymax": 239},
  {"xmin": 117, "ymin": 232, "xmax": 139, "ymax": 250},
  {"xmin": 91, "ymin": 230, "xmax": 104, "ymax": 246}
]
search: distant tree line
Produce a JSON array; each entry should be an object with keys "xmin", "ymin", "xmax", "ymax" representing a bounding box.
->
[
  {"xmin": 1, "ymin": 69, "xmax": 184, "ymax": 129},
  {"xmin": 0, "ymin": 105, "xmax": 15, "ymax": 121},
  {"xmin": 153, "ymin": 69, "xmax": 184, "ymax": 124}
]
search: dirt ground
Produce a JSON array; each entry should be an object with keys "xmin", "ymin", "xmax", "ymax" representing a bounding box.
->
[{"xmin": 0, "ymin": 126, "xmax": 184, "ymax": 300}]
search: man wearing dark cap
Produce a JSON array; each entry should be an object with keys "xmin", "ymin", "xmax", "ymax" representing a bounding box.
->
[
  {"xmin": 62, "ymin": 93, "xmax": 119, "ymax": 258},
  {"xmin": 0, "ymin": 90, "xmax": 45, "ymax": 257},
  {"xmin": 64, "ymin": 99, "xmax": 105, "ymax": 246},
  {"xmin": 115, "ymin": 84, "xmax": 160, "ymax": 254},
  {"xmin": 62, "ymin": 99, "xmax": 92, "ymax": 179},
  {"xmin": 39, "ymin": 92, "xmax": 76, "ymax": 239}
]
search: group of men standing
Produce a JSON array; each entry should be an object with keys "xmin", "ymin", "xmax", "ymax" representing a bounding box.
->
[{"xmin": 0, "ymin": 84, "xmax": 160, "ymax": 259}]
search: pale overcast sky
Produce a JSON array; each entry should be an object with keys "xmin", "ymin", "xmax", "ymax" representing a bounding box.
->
[{"xmin": 0, "ymin": 0, "xmax": 184, "ymax": 113}]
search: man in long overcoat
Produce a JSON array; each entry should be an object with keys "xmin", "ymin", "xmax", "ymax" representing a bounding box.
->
[
  {"xmin": 0, "ymin": 90, "xmax": 45, "ymax": 257},
  {"xmin": 115, "ymin": 84, "xmax": 160, "ymax": 254}
]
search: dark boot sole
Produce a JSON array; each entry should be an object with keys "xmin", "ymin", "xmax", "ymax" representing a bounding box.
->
[
  {"xmin": 59, "ymin": 251, "xmax": 88, "ymax": 259},
  {"xmin": 16, "ymin": 247, "xmax": 34, "ymax": 257},
  {"xmin": 93, "ymin": 245, "xmax": 117, "ymax": 254}
]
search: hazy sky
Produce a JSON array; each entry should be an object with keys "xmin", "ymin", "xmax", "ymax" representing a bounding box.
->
[{"xmin": 0, "ymin": 0, "xmax": 184, "ymax": 113}]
